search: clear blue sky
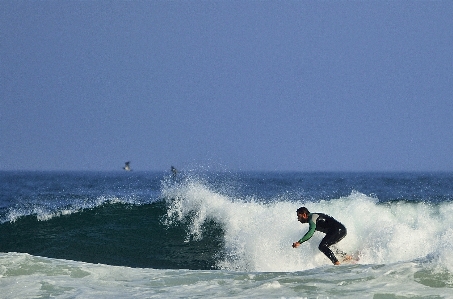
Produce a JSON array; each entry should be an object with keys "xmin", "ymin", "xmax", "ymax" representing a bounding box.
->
[{"xmin": 1, "ymin": 1, "xmax": 452, "ymax": 172}]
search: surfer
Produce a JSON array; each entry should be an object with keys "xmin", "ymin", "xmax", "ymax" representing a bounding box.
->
[
  {"xmin": 171, "ymin": 166, "xmax": 177, "ymax": 179},
  {"xmin": 292, "ymin": 207, "xmax": 350, "ymax": 265}
]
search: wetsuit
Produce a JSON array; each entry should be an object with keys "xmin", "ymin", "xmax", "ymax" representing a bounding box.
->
[{"xmin": 298, "ymin": 213, "xmax": 347, "ymax": 264}]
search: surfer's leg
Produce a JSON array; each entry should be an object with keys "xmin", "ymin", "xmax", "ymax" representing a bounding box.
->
[
  {"xmin": 318, "ymin": 239, "xmax": 339, "ymax": 264},
  {"xmin": 318, "ymin": 226, "xmax": 347, "ymax": 264}
]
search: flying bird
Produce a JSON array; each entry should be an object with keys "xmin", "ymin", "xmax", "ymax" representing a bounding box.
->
[{"xmin": 123, "ymin": 161, "xmax": 132, "ymax": 171}]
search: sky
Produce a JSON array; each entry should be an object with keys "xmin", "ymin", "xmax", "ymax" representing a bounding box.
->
[{"xmin": 1, "ymin": 1, "xmax": 452, "ymax": 172}]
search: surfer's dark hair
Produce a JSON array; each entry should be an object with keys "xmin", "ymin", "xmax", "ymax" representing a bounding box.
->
[{"xmin": 297, "ymin": 207, "xmax": 310, "ymax": 215}]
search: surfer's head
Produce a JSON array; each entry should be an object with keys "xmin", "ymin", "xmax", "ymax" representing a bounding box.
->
[{"xmin": 297, "ymin": 207, "xmax": 310, "ymax": 223}]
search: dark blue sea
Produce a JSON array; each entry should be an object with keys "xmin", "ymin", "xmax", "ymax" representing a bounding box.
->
[{"xmin": 1, "ymin": 171, "xmax": 453, "ymax": 298}]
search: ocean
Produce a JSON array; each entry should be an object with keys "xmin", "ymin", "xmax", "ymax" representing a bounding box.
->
[{"xmin": 1, "ymin": 171, "xmax": 453, "ymax": 298}]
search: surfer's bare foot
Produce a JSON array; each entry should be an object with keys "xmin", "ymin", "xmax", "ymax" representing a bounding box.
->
[{"xmin": 334, "ymin": 261, "xmax": 340, "ymax": 265}]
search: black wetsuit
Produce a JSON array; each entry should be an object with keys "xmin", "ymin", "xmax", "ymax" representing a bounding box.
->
[{"xmin": 298, "ymin": 213, "xmax": 347, "ymax": 264}]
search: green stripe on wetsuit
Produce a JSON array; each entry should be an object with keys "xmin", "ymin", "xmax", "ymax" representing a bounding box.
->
[{"xmin": 298, "ymin": 213, "xmax": 318, "ymax": 243}]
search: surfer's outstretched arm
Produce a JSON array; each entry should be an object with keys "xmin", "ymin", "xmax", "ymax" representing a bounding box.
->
[{"xmin": 293, "ymin": 216, "xmax": 316, "ymax": 248}]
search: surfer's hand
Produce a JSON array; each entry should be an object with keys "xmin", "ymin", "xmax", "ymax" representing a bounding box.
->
[{"xmin": 292, "ymin": 242, "xmax": 300, "ymax": 248}]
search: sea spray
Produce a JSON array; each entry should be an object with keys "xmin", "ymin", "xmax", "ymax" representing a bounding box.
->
[{"xmin": 162, "ymin": 176, "xmax": 453, "ymax": 272}]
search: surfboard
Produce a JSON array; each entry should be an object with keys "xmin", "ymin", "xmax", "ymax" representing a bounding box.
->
[
  {"xmin": 333, "ymin": 247, "xmax": 360, "ymax": 264},
  {"xmin": 341, "ymin": 254, "xmax": 359, "ymax": 264}
]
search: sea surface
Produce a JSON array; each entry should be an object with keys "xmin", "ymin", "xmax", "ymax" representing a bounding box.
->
[{"xmin": 1, "ymin": 171, "xmax": 453, "ymax": 298}]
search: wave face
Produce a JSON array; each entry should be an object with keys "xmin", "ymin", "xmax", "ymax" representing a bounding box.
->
[{"xmin": 0, "ymin": 201, "xmax": 224, "ymax": 269}]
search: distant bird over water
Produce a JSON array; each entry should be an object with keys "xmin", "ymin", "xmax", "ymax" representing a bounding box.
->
[{"xmin": 123, "ymin": 161, "xmax": 132, "ymax": 171}]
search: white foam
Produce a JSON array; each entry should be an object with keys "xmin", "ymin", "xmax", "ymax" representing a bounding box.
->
[
  {"xmin": 0, "ymin": 195, "xmax": 140, "ymax": 223},
  {"xmin": 1, "ymin": 252, "xmax": 452, "ymax": 298}
]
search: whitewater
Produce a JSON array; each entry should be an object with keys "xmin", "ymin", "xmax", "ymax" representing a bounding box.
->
[{"xmin": 1, "ymin": 171, "xmax": 453, "ymax": 298}]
